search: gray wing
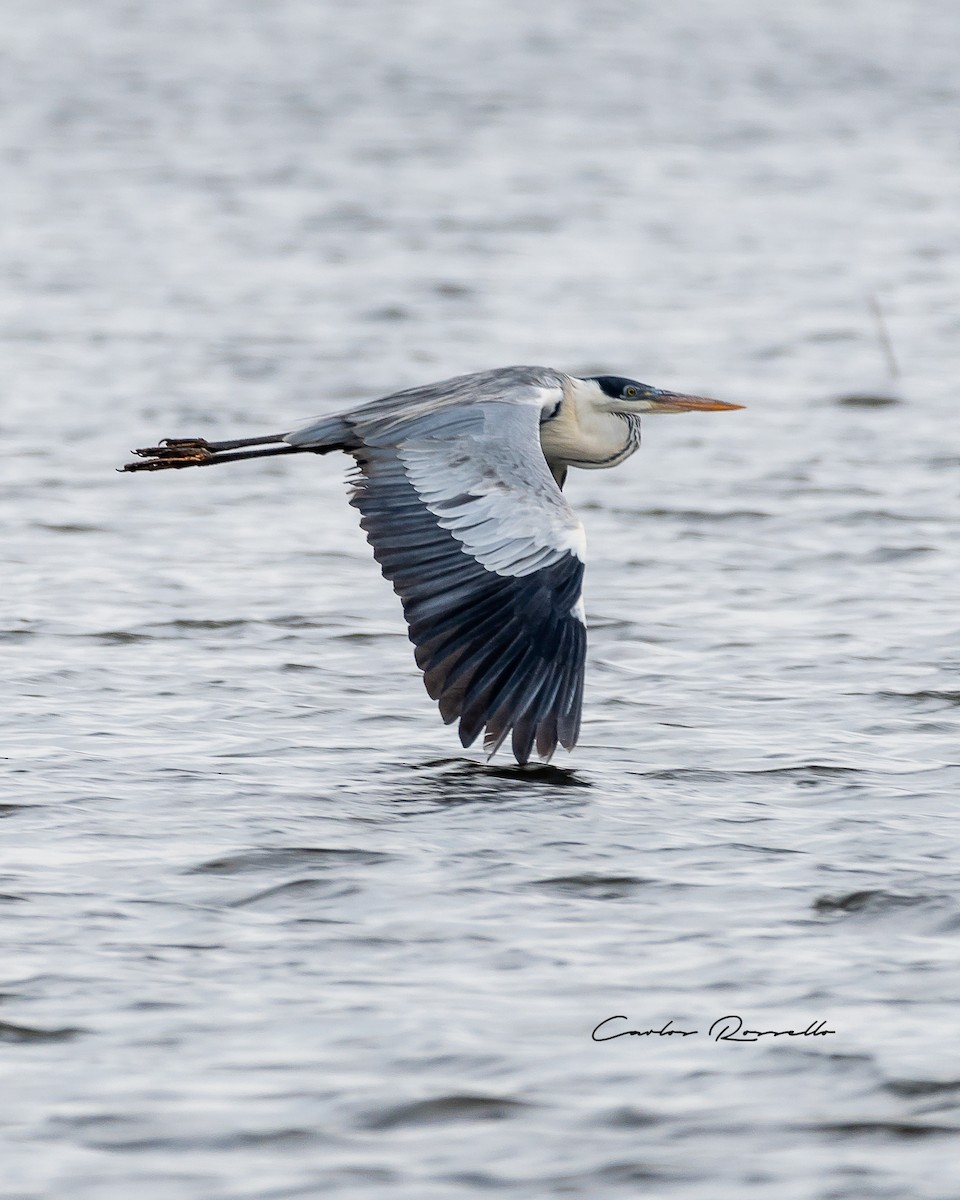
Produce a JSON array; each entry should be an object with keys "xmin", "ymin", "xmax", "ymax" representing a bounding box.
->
[{"xmin": 295, "ymin": 373, "xmax": 586, "ymax": 764}]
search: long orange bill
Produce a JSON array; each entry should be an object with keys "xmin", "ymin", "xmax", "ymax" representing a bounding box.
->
[{"xmin": 646, "ymin": 393, "xmax": 745, "ymax": 413}]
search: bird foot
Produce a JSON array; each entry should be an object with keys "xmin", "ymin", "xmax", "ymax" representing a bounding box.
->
[{"xmin": 120, "ymin": 438, "xmax": 213, "ymax": 471}]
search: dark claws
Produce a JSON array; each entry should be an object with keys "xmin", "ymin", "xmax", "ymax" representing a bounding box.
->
[{"xmin": 120, "ymin": 438, "xmax": 213, "ymax": 472}]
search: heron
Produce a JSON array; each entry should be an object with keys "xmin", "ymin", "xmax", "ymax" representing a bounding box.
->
[{"xmin": 122, "ymin": 366, "xmax": 743, "ymax": 764}]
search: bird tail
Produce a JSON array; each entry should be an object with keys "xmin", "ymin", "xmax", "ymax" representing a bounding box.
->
[{"xmin": 120, "ymin": 415, "xmax": 352, "ymax": 472}]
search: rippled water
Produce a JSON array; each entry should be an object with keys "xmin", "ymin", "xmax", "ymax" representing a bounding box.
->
[{"xmin": 4, "ymin": 1, "xmax": 960, "ymax": 1196}]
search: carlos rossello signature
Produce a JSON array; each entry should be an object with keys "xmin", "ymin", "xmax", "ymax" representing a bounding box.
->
[{"xmin": 592, "ymin": 1014, "xmax": 836, "ymax": 1043}]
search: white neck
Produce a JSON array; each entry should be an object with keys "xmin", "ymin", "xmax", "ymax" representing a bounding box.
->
[{"xmin": 539, "ymin": 377, "xmax": 641, "ymax": 472}]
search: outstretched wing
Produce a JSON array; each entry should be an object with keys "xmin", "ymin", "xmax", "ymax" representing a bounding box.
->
[{"xmin": 327, "ymin": 382, "xmax": 586, "ymax": 764}]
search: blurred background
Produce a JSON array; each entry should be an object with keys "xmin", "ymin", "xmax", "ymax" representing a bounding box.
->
[
  {"xmin": 5, "ymin": 0, "xmax": 958, "ymax": 405},
  {"xmin": 3, "ymin": 1, "xmax": 960, "ymax": 1197}
]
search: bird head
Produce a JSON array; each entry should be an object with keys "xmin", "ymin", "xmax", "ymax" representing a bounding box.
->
[{"xmin": 583, "ymin": 375, "xmax": 744, "ymax": 416}]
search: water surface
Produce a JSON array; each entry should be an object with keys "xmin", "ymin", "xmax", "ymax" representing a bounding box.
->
[{"xmin": 3, "ymin": 1, "xmax": 960, "ymax": 1196}]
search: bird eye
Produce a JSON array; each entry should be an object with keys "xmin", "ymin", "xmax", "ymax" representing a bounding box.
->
[{"xmin": 623, "ymin": 386, "xmax": 638, "ymax": 398}]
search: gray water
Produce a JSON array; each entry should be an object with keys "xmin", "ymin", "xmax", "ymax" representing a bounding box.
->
[{"xmin": 4, "ymin": 1, "xmax": 960, "ymax": 1196}]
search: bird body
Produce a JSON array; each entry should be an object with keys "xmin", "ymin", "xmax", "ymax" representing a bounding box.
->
[{"xmin": 123, "ymin": 365, "xmax": 742, "ymax": 765}]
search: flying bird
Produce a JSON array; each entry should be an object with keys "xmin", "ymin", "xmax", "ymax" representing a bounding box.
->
[{"xmin": 122, "ymin": 366, "xmax": 743, "ymax": 764}]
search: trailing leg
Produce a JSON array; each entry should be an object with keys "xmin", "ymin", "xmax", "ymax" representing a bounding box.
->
[{"xmin": 120, "ymin": 434, "xmax": 303, "ymax": 472}]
